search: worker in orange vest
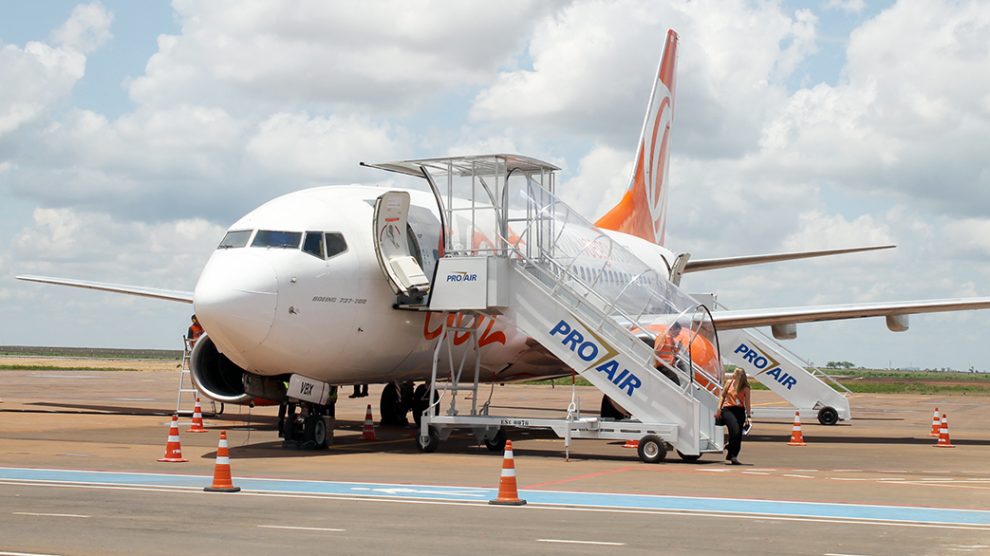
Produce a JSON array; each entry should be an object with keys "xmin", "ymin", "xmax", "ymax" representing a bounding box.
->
[
  {"xmin": 654, "ymin": 321, "xmax": 684, "ymax": 379},
  {"xmin": 187, "ymin": 314, "xmax": 204, "ymax": 348}
]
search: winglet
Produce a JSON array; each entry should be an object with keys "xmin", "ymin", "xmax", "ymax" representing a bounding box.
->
[{"xmin": 595, "ymin": 29, "xmax": 678, "ymax": 246}]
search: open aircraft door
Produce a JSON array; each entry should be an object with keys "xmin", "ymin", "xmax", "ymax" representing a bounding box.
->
[{"xmin": 373, "ymin": 191, "xmax": 431, "ymax": 305}]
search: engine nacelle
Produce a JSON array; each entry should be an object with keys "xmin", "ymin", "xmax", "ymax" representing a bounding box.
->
[{"xmin": 189, "ymin": 334, "xmax": 255, "ymax": 405}]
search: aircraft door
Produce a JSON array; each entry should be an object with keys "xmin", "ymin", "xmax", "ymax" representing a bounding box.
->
[{"xmin": 373, "ymin": 191, "xmax": 432, "ymax": 302}]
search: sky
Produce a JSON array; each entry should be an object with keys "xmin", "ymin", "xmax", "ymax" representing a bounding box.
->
[{"xmin": 1, "ymin": 0, "xmax": 989, "ymax": 371}]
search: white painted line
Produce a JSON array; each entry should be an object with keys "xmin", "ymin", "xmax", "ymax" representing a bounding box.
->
[
  {"xmin": 783, "ymin": 474, "xmax": 814, "ymax": 479},
  {"xmin": 0, "ymin": 551, "xmax": 64, "ymax": 556},
  {"xmin": 794, "ymin": 469, "xmax": 819, "ymax": 472},
  {"xmin": 877, "ymin": 478, "xmax": 906, "ymax": 482},
  {"xmin": 742, "ymin": 471, "xmax": 770, "ymax": 475},
  {"xmin": 538, "ymin": 539, "xmax": 625, "ymax": 546},
  {"xmin": 824, "ymin": 553, "xmax": 873, "ymax": 556},
  {"xmin": 12, "ymin": 512, "xmax": 89, "ymax": 518},
  {"xmin": 258, "ymin": 525, "xmax": 345, "ymax": 532},
  {"xmin": 830, "ymin": 478, "xmax": 872, "ymax": 481},
  {"xmin": 5, "ymin": 478, "xmax": 990, "ymax": 532}
]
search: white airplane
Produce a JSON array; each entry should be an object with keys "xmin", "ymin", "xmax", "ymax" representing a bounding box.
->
[{"xmin": 18, "ymin": 29, "xmax": 990, "ymax": 450}]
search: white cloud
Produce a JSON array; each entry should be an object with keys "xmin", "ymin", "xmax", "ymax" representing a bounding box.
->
[
  {"xmin": 782, "ymin": 211, "xmax": 893, "ymax": 252},
  {"xmin": 756, "ymin": 1, "xmax": 990, "ymax": 215},
  {"xmin": 826, "ymin": 0, "xmax": 867, "ymax": 14},
  {"xmin": 471, "ymin": 0, "xmax": 818, "ymax": 158},
  {"xmin": 245, "ymin": 113, "xmax": 403, "ymax": 185},
  {"xmin": 0, "ymin": 42, "xmax": 85, "ymax": 136},
  {"xmin": 129, "ymin": 0, "xmax": 551, "ymax": 112},
  {"xmin": 51, "ymin": 3, "xmax": 113, "ymax": 54},
  {"xmin": 558, "ymin": 145, "xmax": 633, "ymax": 221},
  {"xmin": 12, "ymin": 207, "xmax": 223, "ymax": 285}
]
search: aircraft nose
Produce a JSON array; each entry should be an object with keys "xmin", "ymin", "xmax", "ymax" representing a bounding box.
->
[{"xmin": 193, "ymin": 251, "xmax": 278, "ymax": 352}]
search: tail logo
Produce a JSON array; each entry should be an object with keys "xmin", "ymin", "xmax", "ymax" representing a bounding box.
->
[{"xmin": 644, "ymin": 84, "xmax": 673, "ymax": 243}]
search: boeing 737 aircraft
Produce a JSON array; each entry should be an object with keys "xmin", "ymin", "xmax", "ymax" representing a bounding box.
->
[{"xmin": 18, "ymin": 30, "xmax": 990, "ymax": 451}]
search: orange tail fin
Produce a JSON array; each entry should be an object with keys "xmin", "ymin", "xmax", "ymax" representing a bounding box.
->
[{"xmin": 595, "ymin": 29, "xmax": 678, "ymax": 246}]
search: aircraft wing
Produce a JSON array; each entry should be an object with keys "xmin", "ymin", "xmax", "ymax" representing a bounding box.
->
[
  {"xmin": 684, "ymin": 245, "xmax": 895, "ymax": 274},
  {"xmin": 16, "ymin": 275, "xmax": 194, "ymax": 304},
  {"xmin": 711, "ymin": 297, "xmax": 990, "ymax": 330}
]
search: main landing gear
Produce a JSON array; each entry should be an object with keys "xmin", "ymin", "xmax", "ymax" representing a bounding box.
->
[
  {"xmin": 380, "ymin": 381, "xmax": 437, "ymax": 427},
  {"xmin": 279, "ymin": 400, "xmax": 334, "ymax": 450}
]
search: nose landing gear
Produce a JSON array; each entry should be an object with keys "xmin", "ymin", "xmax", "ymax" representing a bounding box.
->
[{"xmin": 279, "ymin": 397, "xmax": 336, "ymax": 450}]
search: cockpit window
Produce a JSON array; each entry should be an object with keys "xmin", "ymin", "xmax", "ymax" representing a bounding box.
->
[
  {"xmin": 301, "ymin": 231, "xmax": 347, "ymax": 260},
  {"xmin": 252, "ymin": 230, "xmax": 302, "ymax": 249},
  {"xmin": 302, "ymin": 232, "xmax": 324, "ymax": 259},
  {"xmin": 218, "ymin": 230, "xmax": 252, "ymax": 249},
  {"xmin": 325, "ymin": 232, "xmax": 347, "ymax": 259}
]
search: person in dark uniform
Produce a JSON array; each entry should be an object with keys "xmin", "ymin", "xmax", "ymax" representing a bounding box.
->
[
  {"xmin": 717, "ymin": 368, "xmax": 752, "ymax": 465},
  {"xmin": 349, "ymin": 383, "xmax": 368, "ymax": 398}
]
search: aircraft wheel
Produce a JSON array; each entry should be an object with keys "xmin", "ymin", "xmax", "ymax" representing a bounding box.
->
[
  {"xmin": 412, "ymin": 383, "xmax": 439, "ymax": 428},
  {"xmin": 484, "ymin": 429, "xmax": 507, "ymax": 452},
  {"xmin": 380, "ymin": 382, "xmax": 407, "ymax": 426},
  {"xmin": 637, "ymin": 435, "xmax": 667, "ymax": 464},
  {"xmin": 818, "ymin": 406, "xmax": 839, "ymax": 426},
  {"xmin": 676, "ymin": 450, "xmax": 702, "ymax": 462},
  {"xmin": 416, "ymin": 426, "xmax": 440, "ymax": 453},
  {"xmin": 312, "ymin": 418, "xmax": 331, "ymax": 449}
]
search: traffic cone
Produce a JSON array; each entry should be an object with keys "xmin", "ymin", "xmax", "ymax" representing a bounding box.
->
[
  {"xmin": 157, "ymin": 414, "xmax": 189, "ymax": 462},
  {"xmin": 623, "ymin": 439, "xmax": 639, "ymax": 449},
  {"xmin": 205, "ymin": 431, "xmax": 241, "ymax": 492},
  {"xmin": 787, "ymin": 411, "xmax": 807, "ymax": 446},
  {"xmin": 934, "ymin": 413, "xmax": 954, "ymax": 448},
  {"xmin": 362, "ymin": 404, "xmax": 376, "ymax": 441},
  {"xmin": 187, "ymin": 398, "xmax": 208, "ymax": 433},
  {"xmin": 489, "ymin": 439, "xmax": 526, "ymax": 506},
  {"xmin": 929, "ymin": 407, "xmax": 941, "ymax": 437}
]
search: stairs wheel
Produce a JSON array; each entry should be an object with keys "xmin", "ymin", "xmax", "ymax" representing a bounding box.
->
[
  {"xmin": 817, "ymin": 406, "xmax": 839, "ymax": 426},
  {"xmin": 676, "ymin": 450, "xmax": 702, "ymax": 462},
  {"xmin": 416, "ymin": 426, "xmax": 440, "ymax": 453},
  {"xmin": 637, "ymin": 435, "xmax": 667, "ymax": 464},
  {"xmin": 484, "ymin": 429, "xmax": 507, "ymax": 452}
]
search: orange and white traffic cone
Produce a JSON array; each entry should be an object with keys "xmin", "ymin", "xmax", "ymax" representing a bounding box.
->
[
  {"xmin": 158, "ymin": 414, "xmax": 189, "ymax": 462},
  {"xmin": 623, "ymin": 439, "xmax": 639, "ymax": 449},
  {"xmin": 934, "ymin": 413, "xmax": 954, "ymax": 448},
  {"xmin": 187, "ymin": 398, "xmax": 207, "ymax": 433},
  {"xmin": 787, "ymin": 411, "xmax": 807, "ymax": 446},
  {"xmin": 929, "ymin": 407, "xmax": 941, "ymax": 437},
  {"xmin": 362, "ymin": 404, "xmax": 376, "ymax": 441},
  {"xmin": 490, "ymin": 439, "xmax": 526, "ymax": 506},
  {"xmin": 205, "ymin": 431, "xmax": 240, "ymax": 492}
]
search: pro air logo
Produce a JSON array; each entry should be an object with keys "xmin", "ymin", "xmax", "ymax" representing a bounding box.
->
[
  {"xmin": 445, "ymin": 271, "xmax": 478, "ymax": 283},
  {"xmin": 549, "ymin": 319, "xmax": 642, "ymax": 396},
  {"xmin": 733, "ymin": 343, "xmax": 798, "ymax": 390}
]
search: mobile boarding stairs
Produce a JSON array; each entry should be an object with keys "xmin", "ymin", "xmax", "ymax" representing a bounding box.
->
[{"xmin": 366, "ymin": 155, "xmax": 725, "ymax": 463}]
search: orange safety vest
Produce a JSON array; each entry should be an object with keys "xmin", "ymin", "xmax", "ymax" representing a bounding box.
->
[
  {"xmin": 188, "ymin": 322, "xmax": 204, "ymax": 342},
  {"xmin": 654, "ymin": 333, "xmax": 679, "ymax": 365}
]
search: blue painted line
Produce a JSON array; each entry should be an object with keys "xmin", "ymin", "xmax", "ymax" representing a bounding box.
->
[{"xmin": 1, "ymin": 467, "xmax": 988, "ymax": 526}]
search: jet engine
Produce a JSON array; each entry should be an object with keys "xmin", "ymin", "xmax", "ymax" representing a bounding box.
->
[{"xmin": 189, "ymin": 334, "xmax": 255, "ymax": 405}]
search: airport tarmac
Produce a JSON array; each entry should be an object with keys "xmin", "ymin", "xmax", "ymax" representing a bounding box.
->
[{"xmin": 0, "ymin": 369, "xmax": 988, "ymax": 555}]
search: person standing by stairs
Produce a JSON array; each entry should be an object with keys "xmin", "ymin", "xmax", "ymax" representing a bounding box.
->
[{"xmin": 717, "ymin": 369, "xmax": 751, "ymax": 465}]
